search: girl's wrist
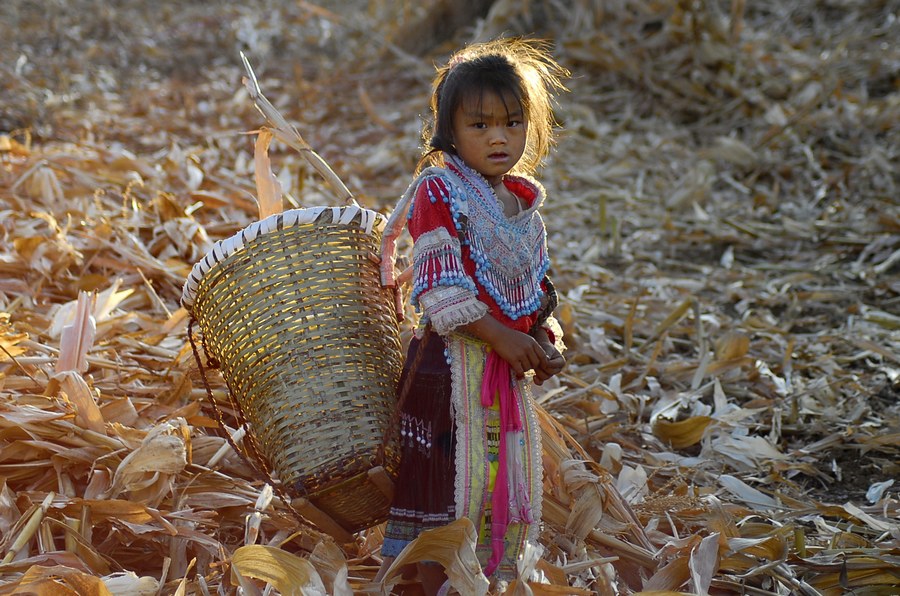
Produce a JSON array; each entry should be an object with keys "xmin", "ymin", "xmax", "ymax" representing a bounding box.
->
[
  {"xmin": 531, "ymin": 326, "xmax": 551, "ymax": 344},
  {"xmin": 461, "ymin": 314, "xmax": 513, "ymax": 348}
]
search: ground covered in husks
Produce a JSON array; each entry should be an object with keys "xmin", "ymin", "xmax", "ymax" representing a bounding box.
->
[{"xmin": 0, "ymin": 1, "xmax": 898, "ymax": 594}]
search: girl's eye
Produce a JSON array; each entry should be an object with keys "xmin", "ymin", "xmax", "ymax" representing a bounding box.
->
[
  {"xmin": 508, "ymin": 120, "xmax": 522, "ymax": 128},
  {"xmin": 474, "ymin": 122, "xmax": 487, "ymax": 129}
]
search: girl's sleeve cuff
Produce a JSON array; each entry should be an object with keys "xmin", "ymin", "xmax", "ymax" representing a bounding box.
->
[{"xmin": 418, "ymin": 285, "xmax": 488, "ymax": 335}]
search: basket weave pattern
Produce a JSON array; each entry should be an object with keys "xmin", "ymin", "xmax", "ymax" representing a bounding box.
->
[{"xmin": 190, "ymin": 209, "xmax": 402, "ymax": 532}]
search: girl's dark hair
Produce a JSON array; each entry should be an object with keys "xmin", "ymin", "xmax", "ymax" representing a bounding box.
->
[{"xmin": 418, "ymin": 37, "xmax": 568, "ymax": 176}]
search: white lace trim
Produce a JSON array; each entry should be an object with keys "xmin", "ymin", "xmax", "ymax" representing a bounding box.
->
[
  {"xmin": 448, "ymin": 336, "xmax": 467, "ymax": 522},
  {"xmin": 413, "ymin": 225, "xmax": 459, "ymax": 254},
  {"xmin": 518, "ymin": 379, "xmax": 544, "ymax": 545},
  {"xmin": 419, "ymin": 286, "xmax": 488, "ymax": 335}
]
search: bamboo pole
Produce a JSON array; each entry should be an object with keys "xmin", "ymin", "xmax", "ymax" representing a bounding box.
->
[{"xmin": 240, "ymin": 52, "xmax": 356, "ymax": 207}]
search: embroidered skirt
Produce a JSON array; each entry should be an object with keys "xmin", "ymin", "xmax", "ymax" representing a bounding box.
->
[
  {"xmin": 381, "ymin": 331, "xmax": 543, "ymax": 581},
  {"xmin": 381, "ymin": 332, "xmax": 457, "ymax": 557}
]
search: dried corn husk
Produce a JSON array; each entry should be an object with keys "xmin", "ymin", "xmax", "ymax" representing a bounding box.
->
[
  {"xmin": 0, "ymin": 1, "xmax": 897, "ymax": 594},
  {"xmin": 380, "ymin": 518, "xmax": 489, "ymax": 596}
]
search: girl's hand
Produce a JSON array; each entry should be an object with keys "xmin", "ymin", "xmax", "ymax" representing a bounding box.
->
[
  {"xmin": 492, "ymin": 329, "xmax": 551, "ymax": 379},
  {"xmin": 531, "ymin": 326, "xmax": 565, "ymax": 385},
  {"xmin": 461, "ymin": 315, "xmax": 550, "ymax": 378},
  {"xmin": 533, "ymin": 342, "xmax": 565, "ymax": 385}
]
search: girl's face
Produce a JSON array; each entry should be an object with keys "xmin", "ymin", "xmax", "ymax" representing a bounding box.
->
[{"xmin": 450, "ymin": 90, "xmax": 527, "ymax": 186}]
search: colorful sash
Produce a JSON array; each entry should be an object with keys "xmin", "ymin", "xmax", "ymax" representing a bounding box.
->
[{"xmin": 447, "ymin": 333, "xmax": 543, "ymax": 579}]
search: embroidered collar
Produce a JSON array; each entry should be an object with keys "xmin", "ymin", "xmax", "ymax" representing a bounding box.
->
[
  {"xmin": 445, "ymin": 154, "xmax": 545, "ymax": 215},
  {"xmin": 442, "ymin": 154, "xmax": 550, "ymax": 320}
]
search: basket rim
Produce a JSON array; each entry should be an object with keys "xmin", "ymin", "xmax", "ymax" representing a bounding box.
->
[{"xmin": 181, "ymin": 205, "xmax": 387, "ymax": 310}]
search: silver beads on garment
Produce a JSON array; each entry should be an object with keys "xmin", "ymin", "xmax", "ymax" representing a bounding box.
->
[{"xmin": 400, "ymin": 413, "xmax": 433, "ymax": 453}]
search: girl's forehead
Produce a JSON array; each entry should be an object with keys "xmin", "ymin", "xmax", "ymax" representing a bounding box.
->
[{"xmin": 457, "ymin": 88, "xmax": 524, "ymax": 116}]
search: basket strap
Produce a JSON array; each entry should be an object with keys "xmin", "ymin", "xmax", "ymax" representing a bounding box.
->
[
  {"xmin": 378, "ymin": 326, "xmax": 432, "ymax": 463},
  {"xmin": 187, "ymin": 316, "xmax": 317, "ymax": 534}
]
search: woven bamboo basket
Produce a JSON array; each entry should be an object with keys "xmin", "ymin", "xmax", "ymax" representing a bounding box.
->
[{"xmin": 181, "ymin": 206, "xmax": 404, "ymax": 536}]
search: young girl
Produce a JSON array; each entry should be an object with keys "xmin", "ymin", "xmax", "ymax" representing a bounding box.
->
[{"xmin": 378, "ymin": 37, "xmax": 568, "ymax": 593}]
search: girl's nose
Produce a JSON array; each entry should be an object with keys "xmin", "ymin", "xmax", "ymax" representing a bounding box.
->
[{"xmin": 489, "ymin": 127, "xmax": 507, "ymax": 144}]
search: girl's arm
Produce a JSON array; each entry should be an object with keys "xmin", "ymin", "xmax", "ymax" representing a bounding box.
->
[{"xmin": 461, "ymin": 315, "xmax": 550, "ymax": 379}]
